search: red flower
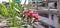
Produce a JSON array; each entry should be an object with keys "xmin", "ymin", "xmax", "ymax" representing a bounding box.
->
[
  {"xmin": 33, "ymin": 13, "xmax": 38, "ymax": 20},
  {"xmin": 23, "ymin": 8, "xmax": 28, "ymax": 14},
  {"xmin": 29, "ymin": 10, "xmax": 34, "ymax": 17}
]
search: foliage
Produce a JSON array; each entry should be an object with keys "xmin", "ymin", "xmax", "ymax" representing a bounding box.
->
[{"xmin": 0, "ymin": 0, "xmax": 41, "ymax": 28}]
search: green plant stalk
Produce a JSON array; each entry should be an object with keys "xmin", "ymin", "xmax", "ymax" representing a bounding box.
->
[
  {"xmin": 0, "ymin": 3, "xmax": 9, "ymax": 16},
  {"xmin": 8, "ymin": 0, "xmax": 17, "ymax": 27},
  {"xmin": 0, "ymin": 0, "xmax": 32, "ymax": 28},
  {"xmin": 9, "ymin": 0, "xmax": 22, "ymax": 27},
  {"xmin": 9, "ymin": 0, "xmax": 32, "ymax": 28}
]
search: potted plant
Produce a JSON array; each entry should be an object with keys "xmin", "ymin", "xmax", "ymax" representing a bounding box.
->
[{"xmin": 0, "ymin": 0, "xmax": 41, "ymax": 28}]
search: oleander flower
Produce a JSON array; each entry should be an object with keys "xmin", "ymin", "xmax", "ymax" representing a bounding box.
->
[
  {"xmin": 29, "ymin": 10, "xmax": 34, "ymax": 17},
  {"xmin": 23, "ymin": 8, "xmax": 28, "ymax": 14},
  {"xmin": 33, "ymin": 13, "xmax": 38, "ymax": 20}
]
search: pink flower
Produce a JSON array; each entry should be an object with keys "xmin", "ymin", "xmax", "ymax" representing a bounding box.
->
[
  {"xmin": 29, "ymin": 10, "xmax": 34, "ymax": 17},
  {"xmin": 33, "ymin": 13, "xmax": 38, "ymax": 20},
  {"xmin": 23, "ymin": 8, "xmax": 28, "ymax": 14}
]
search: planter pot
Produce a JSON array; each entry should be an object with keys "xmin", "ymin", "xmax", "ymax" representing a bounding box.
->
[
  {"xmin": 10, "ymin": 26, "xmax": 26, "ymax": 28},
  {"xmin": 22, "ymin": 25, "xmax": 32, "ymax": 28},
  {"xmin": 10, "ymin": 27, "xmax": 17, "ymax": 28}
]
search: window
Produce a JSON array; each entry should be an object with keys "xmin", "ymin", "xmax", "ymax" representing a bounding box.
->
[
  {"xmin": 54, "ymin": 2, "xmax": 57, "ymax": 9},
  {"xmin": 32, "ymin": 2, "xmax": 35, "ymax": 4},
  {"xmin": 48, "ymin": 2, "xmax": 57, "ymax": 9}
]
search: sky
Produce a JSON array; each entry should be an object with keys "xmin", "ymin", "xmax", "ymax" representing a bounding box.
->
[{"xmin": 0, "ymin": 0, "xmax": 28, "ymax": 4}]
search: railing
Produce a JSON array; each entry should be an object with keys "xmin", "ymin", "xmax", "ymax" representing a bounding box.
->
[{"xmin": 38, "ymin": 16, "xmax": 56, "ymax": 28}]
